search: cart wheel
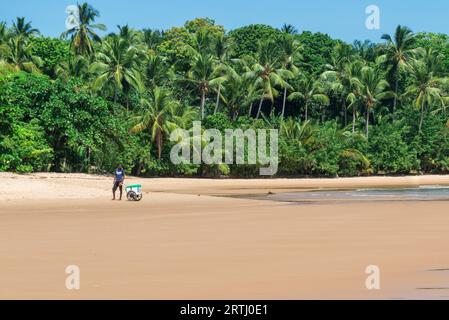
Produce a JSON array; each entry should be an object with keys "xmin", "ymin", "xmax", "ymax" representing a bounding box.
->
[
  {"xmin": 127, "ymin": 191, "xmax": 136, "ymax": 201},
  {"xmin": 135, "ymin": 194, "xmax": 143, "ymax": 201}
]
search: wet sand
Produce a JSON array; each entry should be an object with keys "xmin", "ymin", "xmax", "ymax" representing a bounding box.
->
[{"xmin": 1, "ymin": 173, "xmax": 449, "ymax": 299}]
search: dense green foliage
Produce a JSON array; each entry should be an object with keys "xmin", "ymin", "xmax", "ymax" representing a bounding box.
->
[
  {"xmin": 1, "ymin": 4, "xmax": 449, "ymax": 177},
  {"xmin": 228, "ymin": 24, "xmax": 283, "ymax": 57},
  {"xmin": 30, "ymin": 37, "xmax": 69, "ymax": 76}
]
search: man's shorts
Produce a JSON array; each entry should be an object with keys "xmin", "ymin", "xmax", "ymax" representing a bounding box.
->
[{"xmin": 113, "ymin": 180, "xmax": 124, "ymax": 190}]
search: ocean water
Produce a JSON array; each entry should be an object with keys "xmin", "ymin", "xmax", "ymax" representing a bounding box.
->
[{"xmin": 248, "ymin": 186, "xmax": 449, "ymax": 203}]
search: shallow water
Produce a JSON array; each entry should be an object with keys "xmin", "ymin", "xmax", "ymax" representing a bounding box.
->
[{"xmin": 242, "ymin": 186, "xmax": 449, "ymax": 203}]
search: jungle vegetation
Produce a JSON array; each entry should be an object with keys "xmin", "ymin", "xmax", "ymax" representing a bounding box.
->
[{"xmin": 1, "ymin": 3, "xmax": 448, "ymax": 177}]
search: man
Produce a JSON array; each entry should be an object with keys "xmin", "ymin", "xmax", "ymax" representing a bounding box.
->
[{"xmin": 112, "ymin": 165, "xmax": 125, "ymax": 200}]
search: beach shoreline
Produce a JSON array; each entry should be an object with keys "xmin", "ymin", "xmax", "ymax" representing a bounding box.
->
[
  {"xmin": 1, "ymin": 173, "xmax": 449, "ymax": 299},
  {"xmin": 1, "ymin": 172, "xmax": 449, "ymax": 200}
]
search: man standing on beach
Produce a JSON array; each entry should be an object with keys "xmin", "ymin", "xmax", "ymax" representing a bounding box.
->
[{"xmin": 112, "ymin": 165, "xmax": 125, "ymax": 200}]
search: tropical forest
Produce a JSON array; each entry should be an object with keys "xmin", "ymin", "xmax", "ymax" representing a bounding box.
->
[{"xmin": 1, "ymin": 2, "xmax": 449, "ymax": 177}]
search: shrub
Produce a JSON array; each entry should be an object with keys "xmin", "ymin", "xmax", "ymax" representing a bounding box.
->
[
  {"xmin": 368, "ymin": 121, "xmax": 419, "ymax": 174},
  {"xmin": 0, "ymin": 120, "xmax": 53, "ymax": 173}
]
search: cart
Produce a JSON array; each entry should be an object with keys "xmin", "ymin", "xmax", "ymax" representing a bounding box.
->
[{"xmin": 126, "ymin": 184, "xmax": 143, "ymax": 201}]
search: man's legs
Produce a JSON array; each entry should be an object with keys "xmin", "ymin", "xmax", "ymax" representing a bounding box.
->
[
  {"xmin": 112, "ymin": 183, "xmax": 118, "ymax": 200},
  {"xmin": 119, "ymin": 184, "xmax": 123, "ymax": 200}
]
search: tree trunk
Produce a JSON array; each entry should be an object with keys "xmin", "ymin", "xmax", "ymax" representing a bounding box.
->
[
  {"xmin": 352, "ymin": 108, "xmax": 356, "ymax": 133},
  {"xmin": 214, "ymin": 86, "xmax": 221, "ymax": 114},
  {"xmin": 200, "ymin": 90, "xmax": 206, "ymax": 120},
  {"xmin": 232, "ymin": 108, "xmax": 238, "ymax": 121},
  {"xmin": 343, "ymin": 100, "xmax": 347, "ymax": 126},
  {"xmin": 52, "ymin": 136, "xmax": 65, "ymax": 172},
  {"xmin": 321, "ymin": 105, "xmax": 325, "ymax": 123},
  {"xmin": 366, "ymin": 107, "xmax": 370, "ymax": 140},
  {"xmin": 157, "ymin": 135, "xmax": 162, "ymax": 160},
  {"xmin": 281, "ymin": 87, "xmax": 287, "ymax": 118},
  {"xmin": 256, "ymin": 95, "xmax": 264, "ymax": 119},
  {"xmin": 393, "ymin": 77, "xmax": 399, "ymax": 117},
  {"xmin": 305, "ymin": 102, "xmax": 308, "ymax": 121},
  {"xmin": 136, "ymin": 162, "xmax": 144, "ymax": 176},
  {"xmin": 419, "ymin": 99, "xmax": 425, "ymax": 132},
  {"xmin": 87, "ymin": 147, "xmax": 91, "ymax": 173},
  {"xmin": 156, "ymin": 129, "xmax": 163, "ymax": 159},
  {"xmin": 248, "ymin": 102, "xmax": 254, "ymax": 116}
]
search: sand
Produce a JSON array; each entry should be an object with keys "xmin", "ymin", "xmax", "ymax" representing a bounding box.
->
[{"xmin": 1, "ymin": 173, "xmax": 449, "ymax": 299}]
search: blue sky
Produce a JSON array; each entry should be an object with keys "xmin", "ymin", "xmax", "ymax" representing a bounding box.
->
[{"xmin": 0, "ymin": 0, "xmax": 448, "ymax": 43}]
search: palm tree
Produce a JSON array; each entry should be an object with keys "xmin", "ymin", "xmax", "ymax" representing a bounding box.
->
[
  {"xmin": 0, "ymin": 22, "xmax": 9, "ymax": 61},
  {"xmin": 186, "ymin": 52, "xmax": 216, "ymax": 119},
  {"xmin": 288, "ymin": 76, "xmax": 329, "ymax": 121},
  {"xmin": 353, "ymin": 40, "xmax": 378, "ymax": 63},
  {"xmin": 343, "ymin": 60, "xmax": 364, "ymax": 133},
  {"xmin": 346, "ymin": 93, "xmax": 361, "ymax": 133},
  {"xmin": 280, "ymin": 118, "xmax": 316, "ymax": 147},
  {"xmin": 55, "ymin": 55, "xmax": 89, "ymax": 81},
  {"xmin": 184, "ymin": 30, "xmax": 228, "ymax": 118},
  {"xmin": 168, "ymin": 100, "xmax": 197, "ymax": 130},
  {"xmin": 130, "ymin": 87, "xmax": 180, "ymax": 159},
  {"xmin": 245, "ymin": 40, "xmax": 293, "ymax": 119},
  {"xmin": 420, "ymin": 47, "xmax": 445, "ymax": 76},
  {"xmin": 61, "ymin": 2, "xmax": 106, "ymax": 56},
  {"xmin": 214, "ymin": 64, "xmax": 252, "ymax": 119},
  {"xmin": 358, "ymin": 66, "xmax": 394, "ymax": 139},
  {"xmin": 146, "ymin": 54, "xmax": 172, "ymax": 88},
  {"xmin": 380, "ymin": 25, "xmax": 422, "ymax": 114},
  {"xmin": 142, "ymin": 28, "xmax": 164, "ymax": 53},
  {"xmin": 212, "ymin": 34, "xmax": 230, "ymax": 114},
  {"xmin": 90, "ymin": 36, "xmax": 144, "ymax": 107},
  {"xmin": 188, "ymin": 29, "xmax": 214, "ymax": 56},
  {"xmin": 281, "ymin": 23, "xmax": 298, "ymax": 35},
  {"xmin": 11, "ymin": 17, "xmax": 39, "ymax": 38},
  {"xmin": 1, "ymin": 19, "xmax": 41, "ymax": 73},
  {"xmin": 244, "ymin": 83, "xmax": 262, "ymax": 116},
  {"xmin": 322, "ymin": 43, "xmax": 354, "ymax": 124},
  {"xmin": 405, "ymin": 54, "xmax": 447, "ymax": 131},
  {"xmin": 228, "ymin": 57, "xmax": 261, "ymax": 116},
  {"xmin": 0, "ymin": 22, "xmax": 9, "ymax": 44},
  {"xmin": 0, "ymin": 36, "xmax": 42, "ymax": 72},
  {"xmin": 116, "ymin": 25, "xmax": 138, "ymax": 44},
  {"xmin": 279, "ymin": 34, "xmax": 303, "ymax": 118}
]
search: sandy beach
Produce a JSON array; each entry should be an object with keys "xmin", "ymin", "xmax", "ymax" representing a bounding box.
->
[{"xmin": 1, "ymin": 173, "xmax": 449, "ymax": 299}]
